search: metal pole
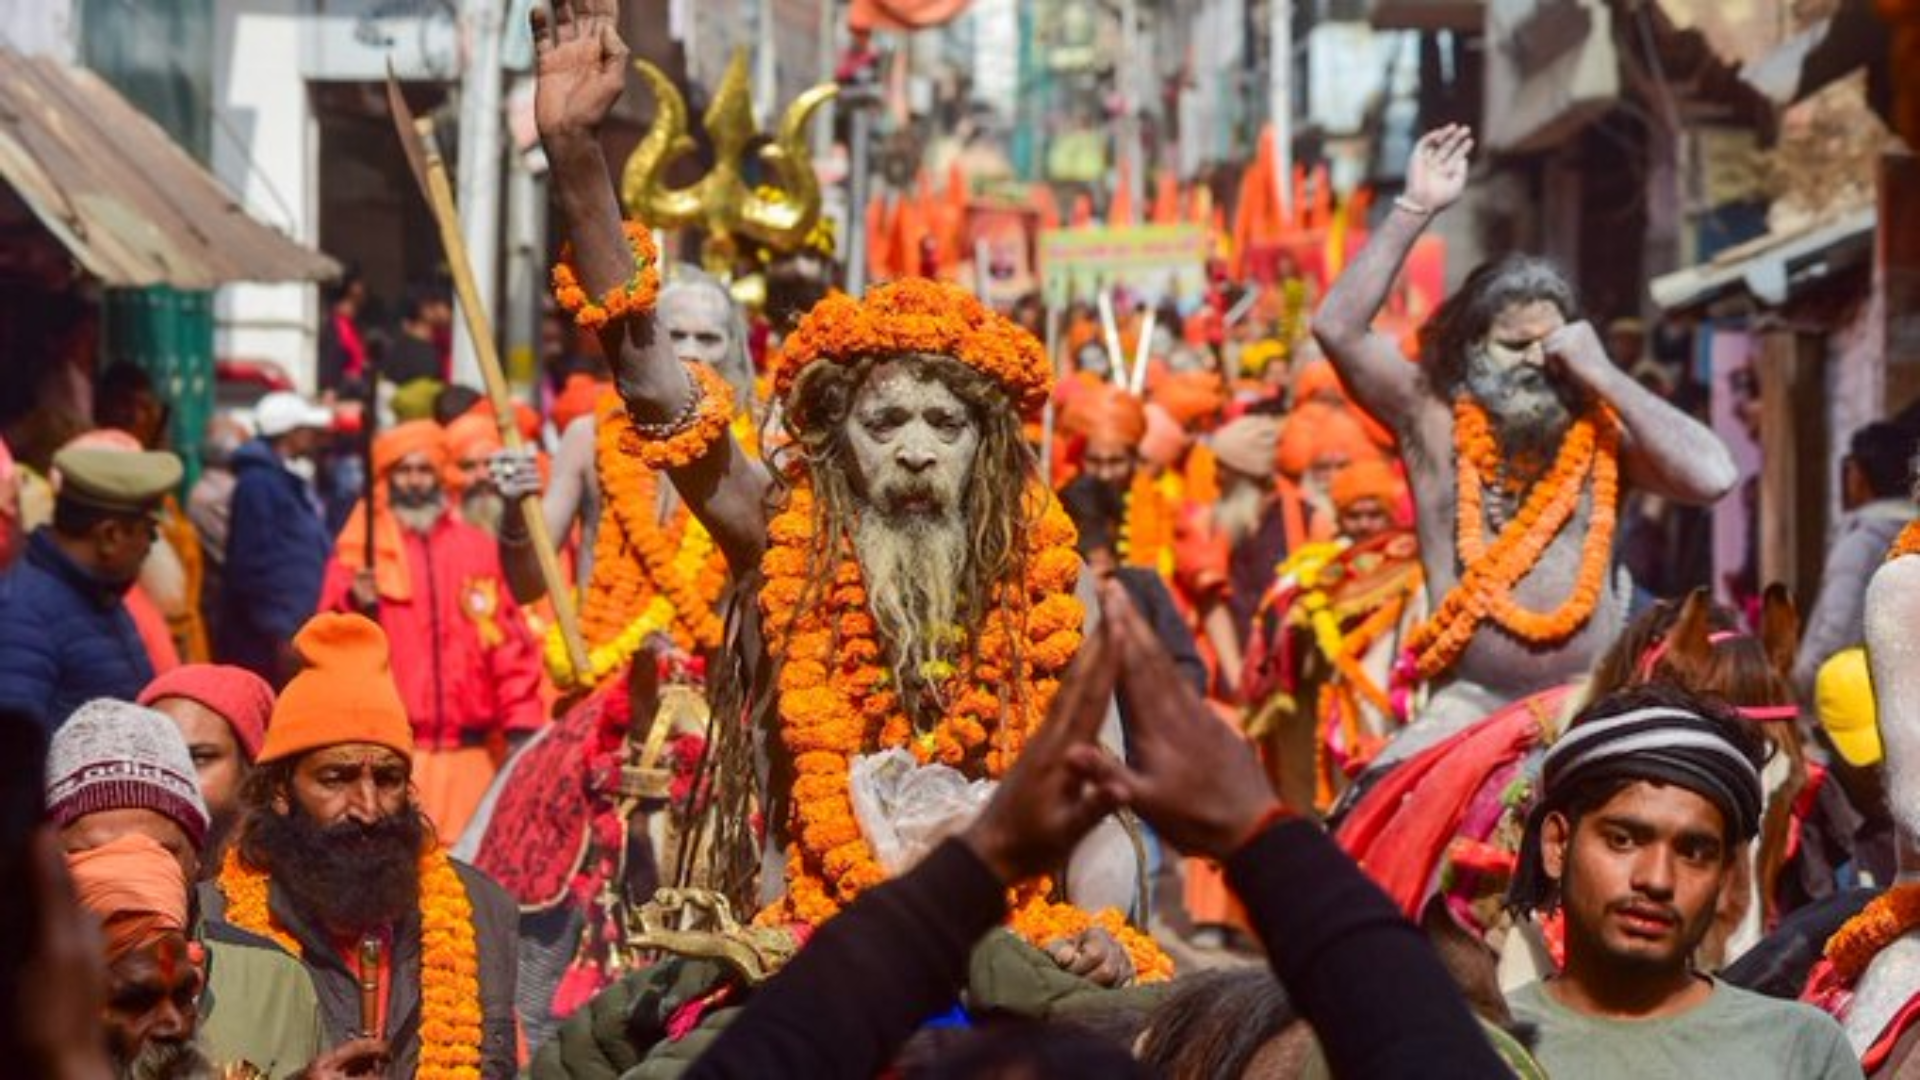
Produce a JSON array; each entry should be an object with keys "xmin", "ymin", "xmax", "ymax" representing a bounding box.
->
[
  {"xmin": 843, "ymin": 81, "xmax": 880, "ymax": 295},
  {"xmin": 453, "ymin": 0, "xmax": 506, "ymax": 389}
]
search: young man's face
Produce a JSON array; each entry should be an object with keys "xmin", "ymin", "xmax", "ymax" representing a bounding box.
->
[{"xmin": 1544, "ymin": 781, "xmax": 1733, "ymax": 975}]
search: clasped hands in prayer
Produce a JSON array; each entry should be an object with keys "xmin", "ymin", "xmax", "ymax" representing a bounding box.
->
[{"xmin": 960, "ymin": 580, "xmax": 1285, "ymax": 978}]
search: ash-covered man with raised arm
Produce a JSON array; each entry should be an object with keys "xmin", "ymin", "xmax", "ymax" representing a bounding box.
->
[{"xmin": 1313, "ymin": 124, "xmax": 1737, "ymax": 756}]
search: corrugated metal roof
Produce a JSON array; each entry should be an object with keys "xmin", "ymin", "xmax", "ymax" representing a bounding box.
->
[{"xmin": 0, "ymin": 49, "xmax": 339, "ymax": 289}]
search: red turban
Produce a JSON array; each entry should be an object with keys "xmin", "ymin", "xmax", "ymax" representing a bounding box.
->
[
  {"xmin": 1277, "ymin": 403, "xmax": 1385, "ymax": 480},
  {"xmin": 138, "ymin": 663, "xmax": 275, "ymax": 761},
  {"xmin": 66, "ymin": 833, "xmax": 188, "ymax": 964}
]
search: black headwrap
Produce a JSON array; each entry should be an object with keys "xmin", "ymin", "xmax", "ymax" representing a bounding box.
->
[{"xmin": 1507, "ymin": 705, "xmax": 1765, "ymax": 915}]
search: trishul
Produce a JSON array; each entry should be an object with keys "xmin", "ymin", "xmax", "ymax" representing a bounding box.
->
[{"xmin": 621, "ymin": 49, "xmax": 837, "ymax": 273}]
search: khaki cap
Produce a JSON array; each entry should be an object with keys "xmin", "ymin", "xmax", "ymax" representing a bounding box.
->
[{"xmin": 52, "ymin": 446, "xmax": 182, "ymax": 515}]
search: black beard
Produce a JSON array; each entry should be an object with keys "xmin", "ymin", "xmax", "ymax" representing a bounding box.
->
[
  {"xmin": 118, "ymin": 1038, "xmax": 217, "ymax": 1080},
  {"xmin": 244, "ymin": 801, "xmax": 426, "ymax": 937}
]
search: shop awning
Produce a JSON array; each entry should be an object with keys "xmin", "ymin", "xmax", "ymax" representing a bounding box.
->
[
  {"xmin": 1650, "ymin": 207, "xmax": 1875, "ymax": 312},
  {"xmin": 0, "ymin": 49, "xmax": 339, "ymax": 289}
]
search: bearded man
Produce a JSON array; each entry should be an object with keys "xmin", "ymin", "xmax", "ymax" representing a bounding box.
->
[
  {"xmin": 1314, "ymin": 124, "xmax": 1736, "ymax": 754},
  {"xmin": 532, "ymin": 0, "xmax": 1150, "ymax": 994},
  {"xmin": 1242, "ymin": 460, "xmax": 1424, "ymax": 810},
  {"xmin": 318, "ymin": 420, "xmax": 543, "ymax": 846},
  {"xmin": 201, "ymin": 613, "xmax": 520, "ymax": 1078}
]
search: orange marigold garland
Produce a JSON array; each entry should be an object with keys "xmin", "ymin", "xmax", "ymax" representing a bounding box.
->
[
  {"xmin": 1890, "ymin": 520, "xmax": 1920, "ymax": 562},
  {"xmin": 1823, "ymin": 882, "xmax": 1920, "ymax": 983},
  {"xmin": 1405, "ymin": 398, "xmax": 1620, "ymax": 681},
  {"xmin": 549, "ymin": 392, "xmax": 730, "ymax": 687},
  {"xmin": 756, "ymin": 476, "xmax": 1169, "ymax": 980},
  {"xmin": 218, "ymin": 845, "xmax": 484, "ymax": 1077},
  {"xmin": 617, "ymin": 362, "xmax": 736, "ymax": 471},
  {"xmin": 1117, "ymin": 471, "xmax": 1174, "ymax": 576},
  {"xmin": 551, "ymin": 220, "xmax": 661, "ymax": 332},
  {"xmin": 772, "ymin": 279, "xmax": 1052, "ymax": 421}
]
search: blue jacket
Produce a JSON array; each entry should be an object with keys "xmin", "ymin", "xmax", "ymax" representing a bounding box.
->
[
  {"xmin": 0, "ymin": 529, "xmax": 153, "ymax": 731},
  {"xmin": 216, "ymin": 439, "xmax": 330, "ymax": 682}
]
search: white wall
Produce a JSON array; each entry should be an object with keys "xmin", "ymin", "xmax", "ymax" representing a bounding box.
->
[
  {"xmin": 0, "ymin": 0, "xmax": 75, "ymax": 60},
  {"xmin": 212, "ymin": 0, "xmax": 319, "ymax": 393}
]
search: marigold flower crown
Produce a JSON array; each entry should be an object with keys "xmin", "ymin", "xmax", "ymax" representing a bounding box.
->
[{"xmin": 771, "ymin": 278, "xmax": 1052, "ymax": 427}]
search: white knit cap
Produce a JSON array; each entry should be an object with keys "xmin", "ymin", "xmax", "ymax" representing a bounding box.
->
[{"xmin": 45, "ymin": 699, "xmax": 210, "ymax": 850}]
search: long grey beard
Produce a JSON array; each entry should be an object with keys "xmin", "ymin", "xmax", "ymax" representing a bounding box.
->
[
  {"xmin": 1465, "ymin": 353, "xmax": 1575, "ymax": 466},
  {"xmin": 853, "ymin": 512, "xmax": 967, "ymax": 693},
  {"xmin": 462, "ymin": 488, "xmax": 505, "ymax": 535},
  {"xmin": 120, "ymin": 1040, "xmax": 218, "ymax": 1080},
  {"xmin": 1214, "ymin": 480, "xmax": 1267, "ymax": 548}
]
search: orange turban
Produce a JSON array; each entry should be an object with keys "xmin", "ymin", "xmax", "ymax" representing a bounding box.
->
[
  {"xmin": 1062, "ymin": 385, "xmax": 1148, "ymax": 448},
  {"xmin": 1330, "ymin": 459, "xmax": 1407, "ymax": 512},
  {"xmin": 1277, "ymin": 403, "xmax": 1385, "ymax": 479},
  {"xmin": 1292, "ymin": 359, "xmax": 1346, "ymax": 405},
  {"xmin": 444, "ymin": 411, "xmax": 504, "ymax": 495},
  {"xmin": 337, "ymin": 421, "xmax": 446, "ymax": 602},
  {"xmin": 66, "ymin": 833, "xmax": 188, "ymax": 963},
  {"xmin": 1150, "ymin": 371, "xmax": 1227, "ymax": 428},
  {"xmin": 553, "ymin": 375, "xmax": 610, "ymax": 434},
  {"xmin": 261, "ymin": 613, "xmax": 414, "ymax": 764}
]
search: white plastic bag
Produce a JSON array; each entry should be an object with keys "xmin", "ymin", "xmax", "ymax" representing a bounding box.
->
[{"xmin": 848, "ymin": 748, "xmax": 997, "ymax": 876}]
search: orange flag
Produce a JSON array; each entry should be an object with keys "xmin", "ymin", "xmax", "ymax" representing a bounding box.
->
[
  {"xmin": 1150, "ymin": 171, "xmax": 1181, "ymax": 225},
  {"xmin": 1109, "ymin": 154, "xmax": 1136, "ymax": 228}
]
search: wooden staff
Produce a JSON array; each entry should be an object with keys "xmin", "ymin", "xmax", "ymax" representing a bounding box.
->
[
  {"xmin": 357, "ymin": 935, "xmax": 381, "ymax": 1039},
  {"xmin": 385, "ymin": 74, "xmax": 590, "ymax": 680}
]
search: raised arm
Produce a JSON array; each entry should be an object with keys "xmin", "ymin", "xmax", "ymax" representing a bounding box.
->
[
  {"xmin": 1543, "ymin": 320, "xmax": 1738, "ymax": 505},
  {"xmin": 533, "ymin": 0, "xmax": 771, "ymax": 573},
  {"xmin": 1313, "ymin": 125, "xmax": 1473, "ymax": 427}
]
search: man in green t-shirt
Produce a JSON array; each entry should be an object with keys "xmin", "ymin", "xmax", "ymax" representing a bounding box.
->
[{"xmin": 1504, "ymin": 684, "xmax": 1861, "ymax": 1078}]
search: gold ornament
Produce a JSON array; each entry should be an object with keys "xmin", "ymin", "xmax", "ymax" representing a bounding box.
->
[{"xmin": 621, "ymin": 49, "xmax": 837, "ymax": 273}]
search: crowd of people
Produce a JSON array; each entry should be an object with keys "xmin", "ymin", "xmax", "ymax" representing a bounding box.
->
[{"xmin": 5, "ymin": 2, "xmax": 1920, "ymax": 1078}]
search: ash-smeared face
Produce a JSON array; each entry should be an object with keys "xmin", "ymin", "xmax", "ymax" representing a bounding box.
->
[
  {"xmin": 658, "ymin": 283, "xmax": 736, "ymax": 370},
  {"xmin": 845, "ymin": 361, "xmax": 981, "ymax": 522}
]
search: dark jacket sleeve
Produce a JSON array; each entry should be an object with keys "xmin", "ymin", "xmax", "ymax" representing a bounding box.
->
[
  {"xmin": 1226, "ymin": 818, "xmax": 1508, "ymax": 1079},
  {"xmin": 687, "ymin": 840, "xmax": 1008, "ymax": 1079},
  {"xmin": 0, "ymin": 577, "xmax": 58, "ymax": 727},
  {"xmin": 224, "ymin": 474, "xmax": 316, "ymax": 640}
]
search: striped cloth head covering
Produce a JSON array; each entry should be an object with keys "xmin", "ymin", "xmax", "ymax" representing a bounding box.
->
[{"xmin": 1508, "ymin": 690, "xmax": 1765, "ymax": 915}]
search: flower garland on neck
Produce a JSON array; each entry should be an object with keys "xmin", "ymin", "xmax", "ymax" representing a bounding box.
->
[
  {"xmin": 1890, "ymin": 519, "xmax": 1920, "ymax": 562},
  {"xmin": 545, "ymin": 393, "xmax": 730, "ymax": 688},
  {"xmin": 1117, "ymin": 471, "xmax": 1175, "ymax": 577},
  {"xmin": 755, "ymin": 475, "xmax": 1170, "ymax": 981},
  {"xmin": 1822, "ymin": 884, "xmax": 1920, "ymax": 986},
  {"xmin": 1403, "ymin": 398, "xmax": 1620, "ymax": 681},
  {"xmin": 217, "ymin": 844, "xmax": 484, "ymax": 1078}
]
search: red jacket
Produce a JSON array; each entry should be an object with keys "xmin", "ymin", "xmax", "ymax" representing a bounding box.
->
[{"xmin": 321, "ymin": 515, "xmax": 544, "ymax": 750}]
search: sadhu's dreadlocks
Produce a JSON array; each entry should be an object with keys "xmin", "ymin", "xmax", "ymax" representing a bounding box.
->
[{"xmin": 779, "ymin": 352, "xmax": 1045, "ymax": 724}]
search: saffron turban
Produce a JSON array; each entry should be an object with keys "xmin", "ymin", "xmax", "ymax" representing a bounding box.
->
[
  {"xmin": 1508, "ymin": 697, "xmax": 1763, "ymax": 915},
  {"xmin": 1292, "ymin": 359, "xmax": 1347, "ymax": 405},
  {"xmin": 1330, "ymin": 460, "xmax": 1406, "ymax": 513},
  {"xmin": 444, "ymin": 411, "xmax": 504, "ymax": 495},
  {"xmin": 1150, "ymin": 371, "xmax": 1227, "ymax": 428},
  {"xmin": 1062, "ymin": 385, "xmax": 1148, "ymax": 447},
  {"xmin": 66, "ymin": 833, "xmax": 189, "ymax": 963},
  {"xmin": 372, "ymin": 419, "xmax": 449, "ymax": 478},
  {"xmin": 1276, "ymin": 403, "xmax": 1383, "ymax": 479},
  {"xmin": 552, "ymin": 374, "xmax": 609, "ymax": 435},
  {"xmin": 1210, "ymin": 416, "xmax": 1283, "ymax": 480}
]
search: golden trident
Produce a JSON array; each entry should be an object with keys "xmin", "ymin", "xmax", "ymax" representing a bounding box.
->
[{"xmin": 621, "ymin": 49, "xmax": 837, "ymax": 274}]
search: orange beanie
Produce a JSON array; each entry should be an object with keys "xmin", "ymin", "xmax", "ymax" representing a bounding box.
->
[{"xmin": 260, "ymin": 613, "xmax": 414, "ymax": 764}]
